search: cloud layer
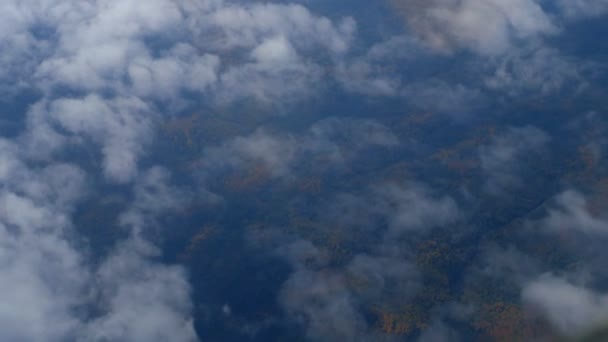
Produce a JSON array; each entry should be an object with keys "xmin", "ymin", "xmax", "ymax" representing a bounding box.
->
[{"xmin": 0, "ymin": 0, "xmax": 606, "ymax": 341}]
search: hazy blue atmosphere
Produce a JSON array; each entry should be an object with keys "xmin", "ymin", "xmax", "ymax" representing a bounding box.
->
[{"xmin": 1, "ymin": 1, "xmax": 608, "ymax": 341}]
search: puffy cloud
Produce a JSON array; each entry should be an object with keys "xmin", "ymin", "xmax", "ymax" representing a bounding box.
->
[
  {"xmin": 391, "ymin": 0, "xmax": 557, "ymax": 55},
  {"xmin": 275, "ymin": 240, "xmax": 420, "ymax": 341},
  {"xmin": 483, "ymin": 46, "xmax": 592, "ymax": 96},
  {"xmin": 34, "ymin": 0, "xmax": 185, "ymax": 92},
  {"xmin": 200, "ymin": 117, "xmax": 399, "ymax": 181},
  {"xmin": 371, "ymin": 183, "xmax": 461, "ymax": 237},
  {"xmin": 280, "ymin": 269, "xmax": 368, "ymax": 341},
  {"xmin": 119, "ymin": 166, "xmax": 189, "ymax": 237},
  {"xmin": 49, "ymin": 95, "xmax": 155, "ymax": 183},
  {"xmin": 216, "ymin": 58, "xmax": 322, "ymax": 104},
  {"xmin": 335, "ymin": 59, "xmax": 402, "ymax": 97},
  {"xmin": 202, "ymin": 3, "xmax": 355, "ymax": 54},
  {"xmin": 0, "ymin": 150, "xmax": 197, "ymax": 342},
  {"xmin": 83, "ymin": 240, "xmax": 197, "ymax": 342},
  {"xmin": 322, "ymin": 182, "xmax": 462, "ymax": 239},
  {"xmin": 403, "ymin": 80, "xmax": 484, "ymax": 115},
  {"xmin": 127, "ymin": 44, "xmax": 220, "ymax": 100},
  {"xmin": 539, "ymin": 190, "xmax": 608, "ymax": 236},
  {"xmin": 479, "ymin": 126, "xmax": 550, "ymax": 195},
  {"xmin": 0, "ymin": 0, "xmax": 604, "ymax": 341},
  {"xmin": 418, "ymin": 320, "xmax": 461, "ymax": 342},
  {"xmin": 557, "ymin": 0, "xmax": 608, "ymax": 19},
  {"xmin": 260, "ymin": 182, "xmax": 460, "ymax": 340},
  {"xmin": 251, "ymin": 35, "xmax": 300, "ymax": 64},
  {"xmin": 0, "ymin": 2, "xmax": 362, "ymax": 338},
  {"xmin": 0, "ymin": 231, "xmax": 86, "ymax": 341},
  {"xmin": 187, "ymin": 2, "xmax": 355, "ymax": 104},
  {"xmin": 202, "ymin": 129, "xmax": 299, "ymax": 179},
  {"xmin": 523, "ymin": 275, "xmax": 608, "ymax": 334},
  {"xmin": 347, "ymin": 254, "xmax": 419, "ymax": 301},
  {"xmin": 82, "ymin": 167, "xmax": 197, "ymax": 342},
  {"xmin": 0, "ymin": 143, "xmax": 88, "ymax": 341},
  {"xmin": 0, "ymin": 0, "xmax": 358, "ymax": 184}
]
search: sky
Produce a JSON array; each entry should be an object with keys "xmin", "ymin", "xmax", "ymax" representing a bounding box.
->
[{"xmin": 0, "ymin": 0, "xmax": 608, "ymax": 341}]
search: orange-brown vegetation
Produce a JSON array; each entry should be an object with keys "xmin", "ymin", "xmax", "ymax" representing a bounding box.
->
[
  {"xmin": 164, "ymin": 113, "xmax": 200, "ymax": 146},
  {"xmin": 586, "ymin": 178, "xmax": 608, "ymax": 217},
  {"xmin": 224, "ymin": 164, "xmax": 271, "ymax": 191},
  {"xmin": 286, "ymin": 216, "xmax": 357, "ymax": 266},
  {"xmin": 373, "ymin": 306, "xmax": 429, "ymax": 336},
  {"xmin": 578, "ymin": 144, "xmax": 598, "ymax": 173},
  {"xmin": 473, "ymin": 302, "xmax": 549, "ymax": 342},
  {"xmin": 379, "ymin": 161, "xmax": 411, "ymax": 183},
  {"xmin": 297, "ymin": 177, "xmax": 322, "ymax": 194},
  {"xmin": 431, "ymin": 126, "xmax": 496, "ymax": 166},
  {"xmin": 416, "ymin": 240, "xmax": 457, "ymax": 273},
  {"xmin": 407, "ymin": 112, "xmax": 434, "ymax": 125},
  {"xmin": 179, "ymin": 226, "xmax": 216, "ymax": 261}
]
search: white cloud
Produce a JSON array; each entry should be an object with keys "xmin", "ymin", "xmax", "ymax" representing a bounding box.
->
[
  {"xmin": 280, "ymin": 268, "xmax": 368, "ymax": 341},
  {"xmin": 0, "ymin": 143, "xmax": 197, "ymax": 341},
  {"xmin": 479, "ymin": 126, "xmax": 550, "ymax": 195},
  {"xmin": 0, "ymin": 3, "xmax": 363, "ymax": 338},
  {"xmin": 261, "ymin": 181, "xmax": 459, "ymax": 340},
  {"xmin": 251, "ymin": 35, "xmax": 300, "ymax": 64},
  {"xmin": 372, "ymin": 183, "xmax": 461, "ymax": 238},
  {"xmin": 540, "ymin": 190, "xmax": 608, "ymax": 236},
  {"xmin": 0, "ymin": 0, "xmax": 358, "ymax": 183},
  {"xmin": 200, "ymin": 117, "xmax": 399, "ymax": 181},
  {"xmin": 83, "ymin": 240, "xmax": 197, "ymax": 342},
  {"xmin": 557, "ymin": 0, "xmax": 608, "ymax": 19},
  {"xmin": 205, "ymin": 3, "xmax": 355, "ymax": 54},
  {"xmin": 392, "ymin": 0, "xmax": 557, "ymax": 55},
  {"xmin": 523, "ymin": 274, "xmax": 608, "ymax": 334},
  {"xmin": 519, "ymin": 187, "xmax": 608, "ymax": 336},
  {"xmin": 50, "ymin": 95, "xmax": 155, "ymax": 183},
  {"xmin": 0, "ymin": 150, "xmax": 89, "ymax": 341},
  {"xmin": 483, "ymin": 46, "xmax": 591, "ymax": 96},
  {"xmin": 128, "ymin": 44, "xmax": 220, "ymax": 100},
  {"xmin": 119, "ymin": 166, "xmax": 188, "ymax": 237},
  {"xmin": 0, "ymin": 0, "xmax": 603, "ymax": 341},
  {"xmin": 83, "ymin": 167, "xmax": 196, "ymax": 342}
]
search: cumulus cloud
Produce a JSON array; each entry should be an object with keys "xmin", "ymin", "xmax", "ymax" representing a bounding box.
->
[
  {"xmin": 257, "ymin": 182, "xmax": 461, "ymax": 340},
  {"xmin": 515, "ymin": 188, "xmax": 608, "ymax": 337},
  {"xmin": 0, "ymin": 2, "xmax": 365, "ymax": 338},
  {"xmin": 280, "ymin": 268, "xmax": 368, "ymax": 341},
  {"xmin": 539, "ymin": 190, "xmax": 608, "ymax": 236},
  {"xmin": 81, "ymin": 167, "xmax": 197, "ymax": 342},
  {"xmin": 0, "ymin": 190, "xmax": 88, "ymax": 342},
  {"xmin": 49, "ymin": 95, "xmax": 155, "ymax": 183},
  {"xmin": 201, "ymin": 3, "xmax": 355, "ymax": 55},
  {"xmin": 0, "ymin": 0, "xmax": 358, "ymax": 184},
  {"xmin": 418, "ymin": 319, "xmax": 461, "ymax": 342},
  {"xmin": 403, "ymin": 80, "xmax": 484, "ymax": 115},
  {"xmin": 275, "ymin": 240, "xmax": 420, "ymax": 341},
  {"xmin": 336, "ymin": 61, "xmax": 402, "ymax": 96},
  {"xmin": 118, "ymin": 166, "xmax": 188, "ymax": 236},
  {"xmin": 0, "ymin": 138, "xmax": 85, "ymax": 341},
  {"xmin": 483, "ymin": 46, "xmax": 592, "ymax": 96},
  {"xmin": 84, "ymin": 239, "xmax": 197, "ymax": 342},
  {"xmin": 0, "ymin": 145, "xmax": 197, "ymax": 342},
  {"xmin": 391, "ymin": 0, "xmax": 557, "ymax": 55},
  {"xmin": 371, "ymin": 183, "xmax": 462, "ymax": 238},
  {"xmin": 479, "ymin": 126, "xmax": 550, "ymax": 195},
  {"xmin": 0, "ymin": 0, "xmax": 604, "ymax": 341},
  {"xmin": 199, "ymin": 117, "xmax": 399, "ymax": 181},
  {"xmin": 523, "ymin": 275, "xmax": 608, "ymax": 335},
  {"xmin": 194, "ymin": 2, "xmax": 356, "ymax": 104},
  {"xmin": 557, "ymin": 0, "xmax": 608, "ymax": 19},
  {"xmin": 127, "ymin": 44, "xmax": 220, "ymax": 101}
]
